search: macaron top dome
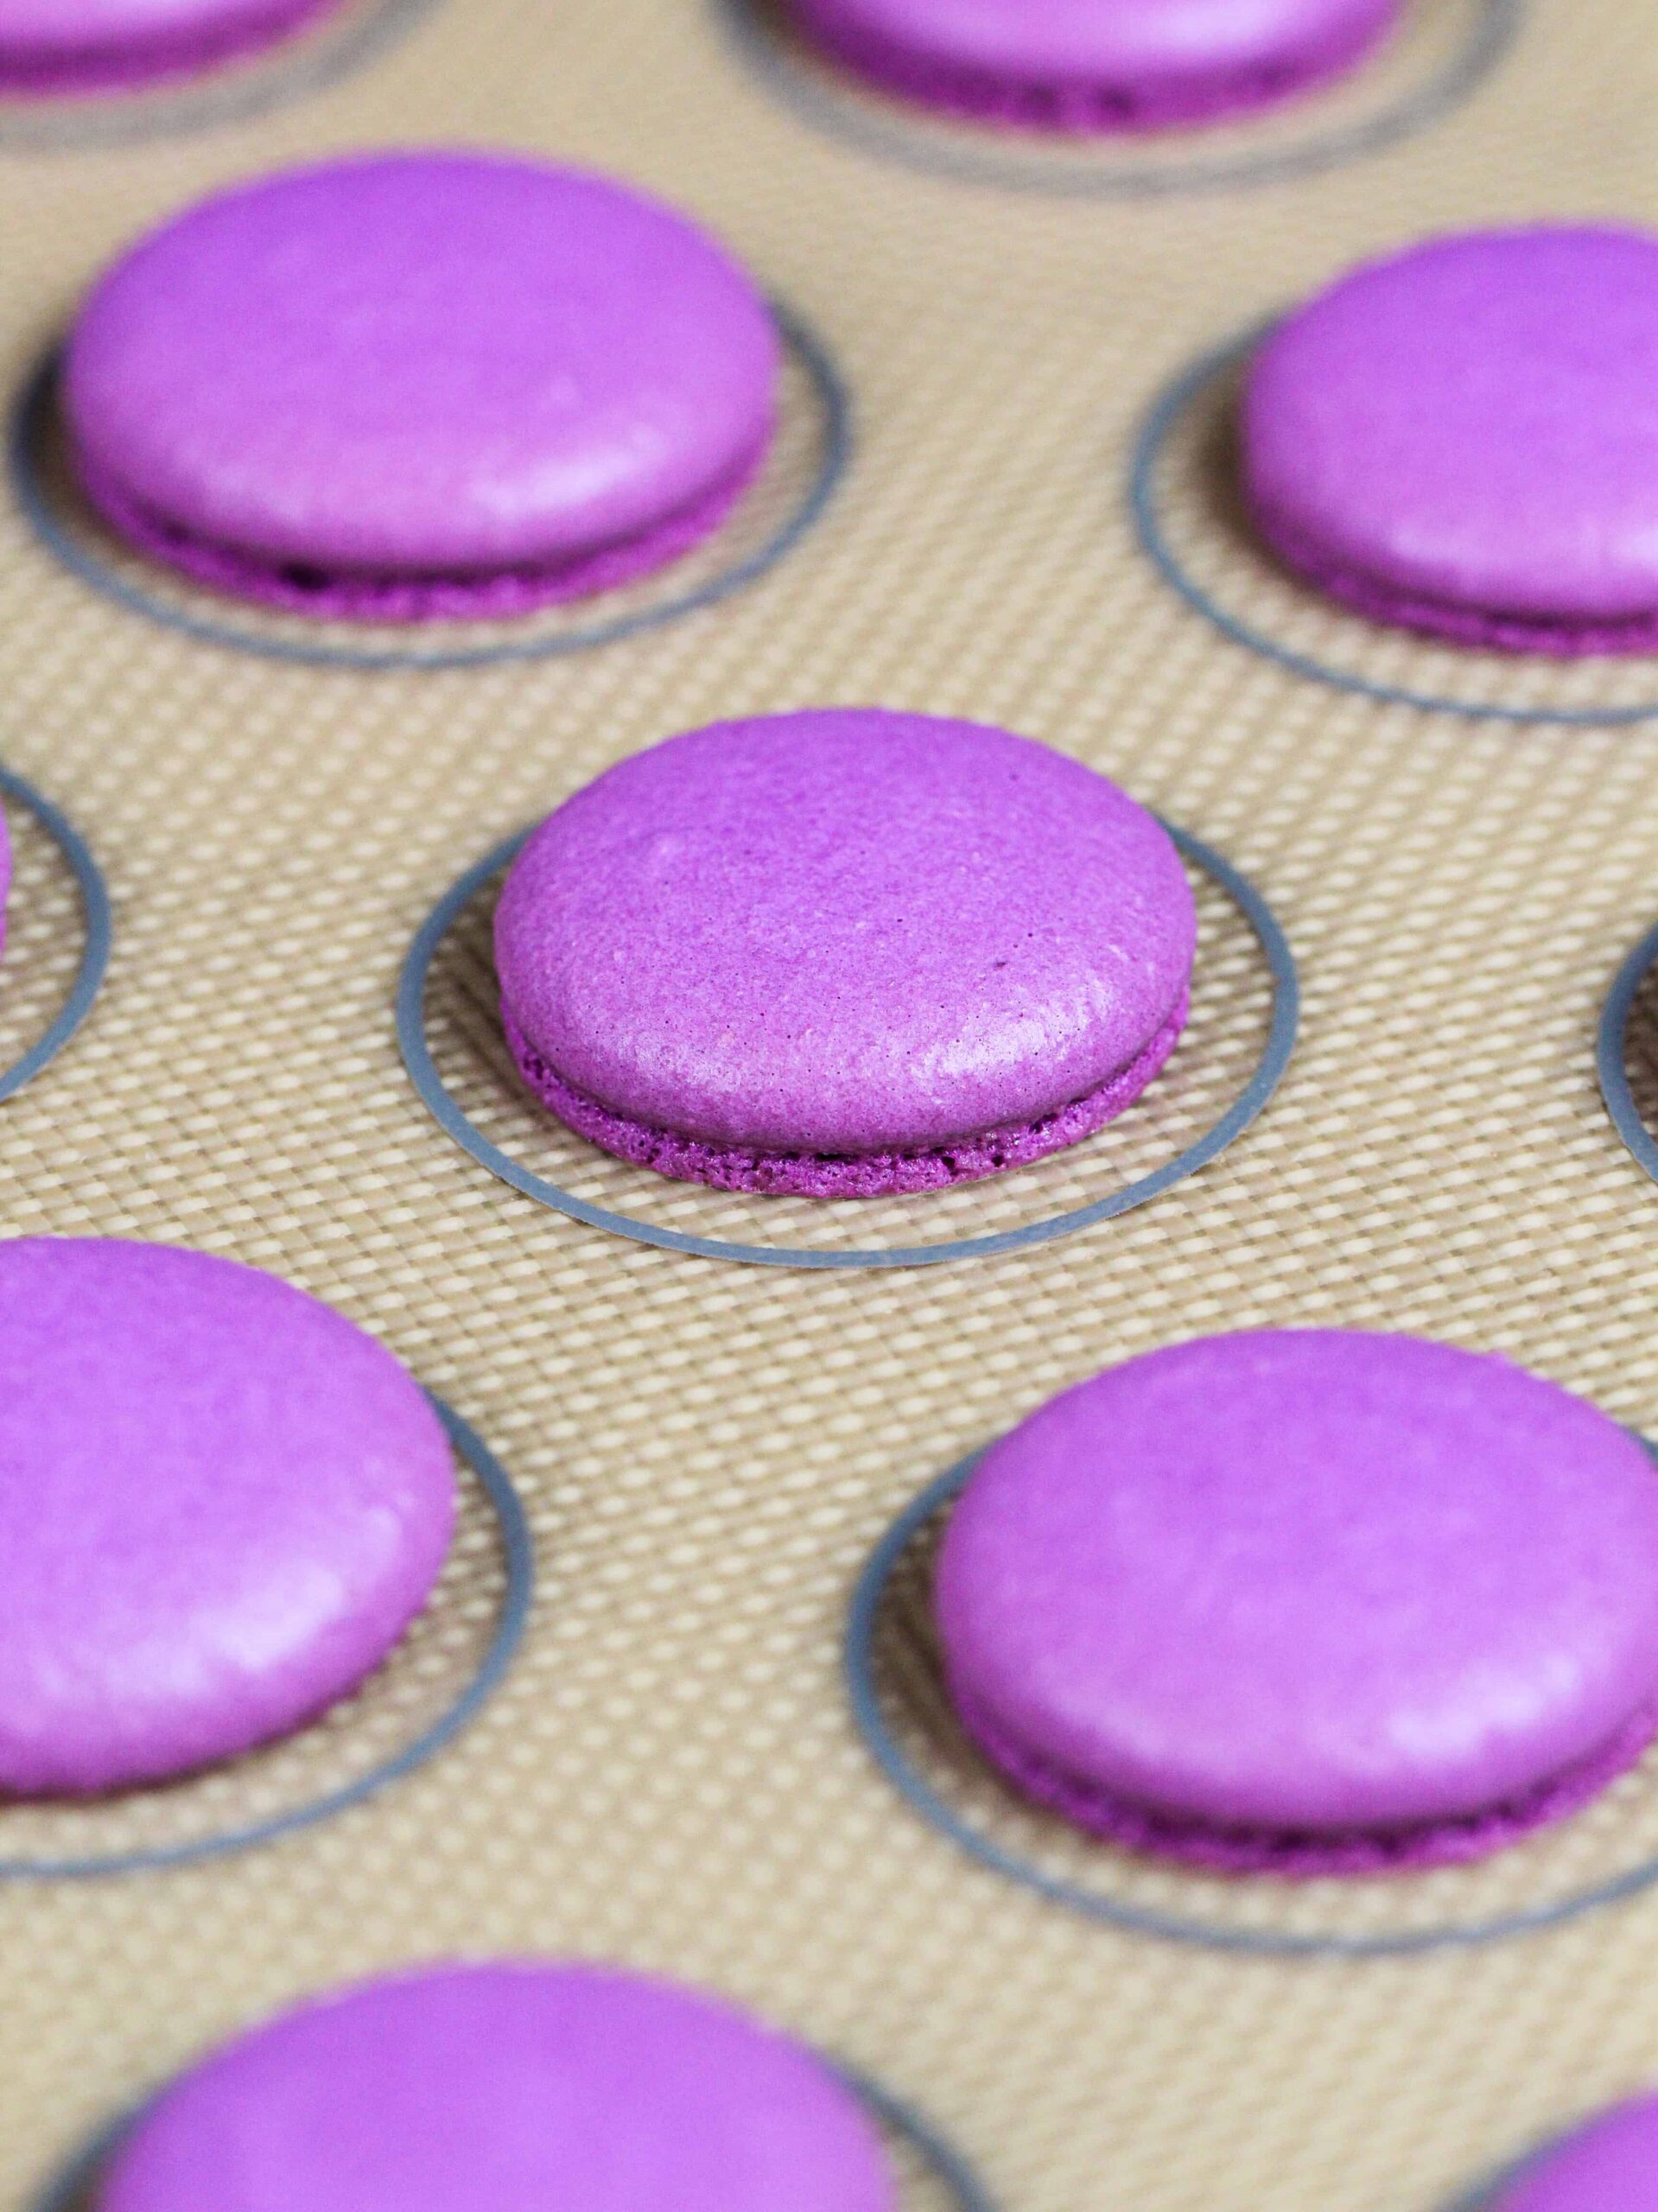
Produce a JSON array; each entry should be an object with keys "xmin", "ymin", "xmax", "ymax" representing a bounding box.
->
[
  {"xmin": 493, "ymin": 709, "xmax": 1196, "ymax": 1159},
  {"xmin": 98, "ymin": 1963, "xmax": 897, "ymax": 2212},
  {"xmin": 1491, "ymin": 2097, "xmax": 1658, "ymax": 2212},
  {"xmin": 63, "ymin": 153, "xmax": 780, "ymax": 580},
  {"xmin": 0, "ymin": 1236, "xmax": 456, "ymax": 1795}
]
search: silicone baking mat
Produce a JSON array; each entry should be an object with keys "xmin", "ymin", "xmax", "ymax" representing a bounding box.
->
[{"xmin": 3, "ymin": 2, "xmax": 1658, "ymax": 2209}]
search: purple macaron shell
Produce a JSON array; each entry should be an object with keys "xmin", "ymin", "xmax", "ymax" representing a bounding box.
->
[
  {"xmin": 0, "ymin": 1237, "xmax": 456, "ymax": 1796},
  {"xmin": 98, "ymin": 1962, "xmax": 897, "ymax": 2212},
  {"xmin": 936, "ymin": 1331, "xmax": 1658, "ymax": 1876},
  {"xmin": 493, "ymin": 710, "xmax": 1197, "ymax": 1198},
  {"xmin": 785, "ymin": 0, "xmax": 1401, "ymax": 131},
  {"xmin": 1242, "ymin": 229, "xmax": 1658, "ymax": 655},
  {"xmin": 63, "ymin": 154, "xmax": 780, "ymax": 620},
  {"xmin": 0, "ymin": 0, "xmax": 337, "ymax": 94},
  {"xmin": 1490, "ymin": 2099, "xmax": 1658, "ymax": 2212}
]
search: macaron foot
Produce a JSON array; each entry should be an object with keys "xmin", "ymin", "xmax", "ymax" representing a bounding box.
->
[
  {"xmin": 72, "ymin": 434, "xmax": 767, "ymax": 623},
  {"xmin": 1253, "ymin": 500, "xmax": 1658, "ymax": 659},
  {"xmin": 785, "ymin": 0, "xmax": 1400, "ymax": 134},
  {"xmin": 950, "ymin": 1671, "xmax": 1658, "ymax": 1879},
  {"xmin": 504, "ymin": 990, "xmax": 1189, "ymax": 1200}
]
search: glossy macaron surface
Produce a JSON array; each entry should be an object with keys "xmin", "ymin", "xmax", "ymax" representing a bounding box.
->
[
  {"xmin": 936, "ymin": 1331, "xmax": 1658, "ymax": 1859},
  {"xmin": 494, "ymin": 710, "xmax": 1196, "ymax": 1171},
  {"xmin": 63, "ymin": 154, "xmax": 779, "ymax": 594},
  {"xmin": 1242, "ymin": 229, "xmax": 1658, "ymax": 647},
  {"xmin": 0, "ymin": 1237, "xmax": 456, "ymax": 1795},
  {"xmin": 98, "ymin": 1964, "xmax": 897, "ymax": 2212}
]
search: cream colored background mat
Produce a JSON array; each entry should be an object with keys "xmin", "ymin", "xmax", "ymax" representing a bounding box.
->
[{"xmin": 2, "ymin": 1, "xmax": 1658, "ymax": 2206}]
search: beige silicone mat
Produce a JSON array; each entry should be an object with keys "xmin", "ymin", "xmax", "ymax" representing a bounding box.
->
[{"xmin": 7, "ymin": 0, "xmax": 1658, "ymax": 2206}]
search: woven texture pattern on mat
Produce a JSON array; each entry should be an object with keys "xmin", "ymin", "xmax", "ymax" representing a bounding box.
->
[{"xmin": 5, "ymin": 3, "xmax": 1658, "ymax": 2210}]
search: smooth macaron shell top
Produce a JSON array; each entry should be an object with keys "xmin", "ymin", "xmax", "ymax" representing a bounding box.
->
[
  {"xmin": 1242, "ymin": 227, "xmax": 1658, "ymax": 652},
  {"xmin": 62, "ymin": 153, "xmax": 780, "ymax": 610},
  {"xmin": 493, "ymin": 709, "xmax": 1197, "ymax": 1177},
  {"xmin": 935, "ymin": 1330, "xmax": 1658, "ymax": 1870},
  {"xmin": 97, "ymin": 1962, "xmax": 898, "ymax": 2212},
  {"xmin": 785, "ymin": 0, "xmax": 1402, "ymax": 129},
  {"xmin": 1489, "ymin": 2098, "xmax": 1658, "ymax": 2212},
  {"xmin": 0, "ymin": 1236, "xmax": 457, "ymax": 1796},
  {"xmin": 0, "ymin": 0, "xmax": 337, "ymax": 92}
]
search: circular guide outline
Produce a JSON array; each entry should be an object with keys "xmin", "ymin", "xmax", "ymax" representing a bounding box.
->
[
  {"xmin": 0, "ymin": 0, "xmax": 443, "ymax": 154},
  {"xmin": 0, "ymin": 763, "xmax": 111, "ymax": 1105},
  {"xmin": 1598, "ymin": 916, "xmax": 1658, "ymax": 1186}
]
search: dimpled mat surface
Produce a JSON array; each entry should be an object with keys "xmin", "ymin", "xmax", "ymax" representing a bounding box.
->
[
  {"xmin": 784, "ymin": 0, "xmax": 1404, "ymax": 131},
  {"xmin": 61, "ymin": 153, "xmax": 781, "ymax": 619},
  {"xmin": 1242, "ymin": 227, "xmax": 1658, "ymax": 653},
  {"xmin": 0, "ymin": 1238, "xmax": 457, "ymax": 1795},
  {"xmin": 934, "ymin": 1332, "xmax": 1658, "ymax": 1873},
  {"xmin": 98, "ymin": 1963, "xmax": 896, "ymax": 2212},
  {"xmin": 15, "ymin": 1, "xmax": 1658, "ymax": 2209},
  {"xmin": 0, "ymin": 0, "xmax": 339, "ymax": 94},
  {"xmin": 493, "ymin": 711, "xmax": 1196, "ymax": 1196}
]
